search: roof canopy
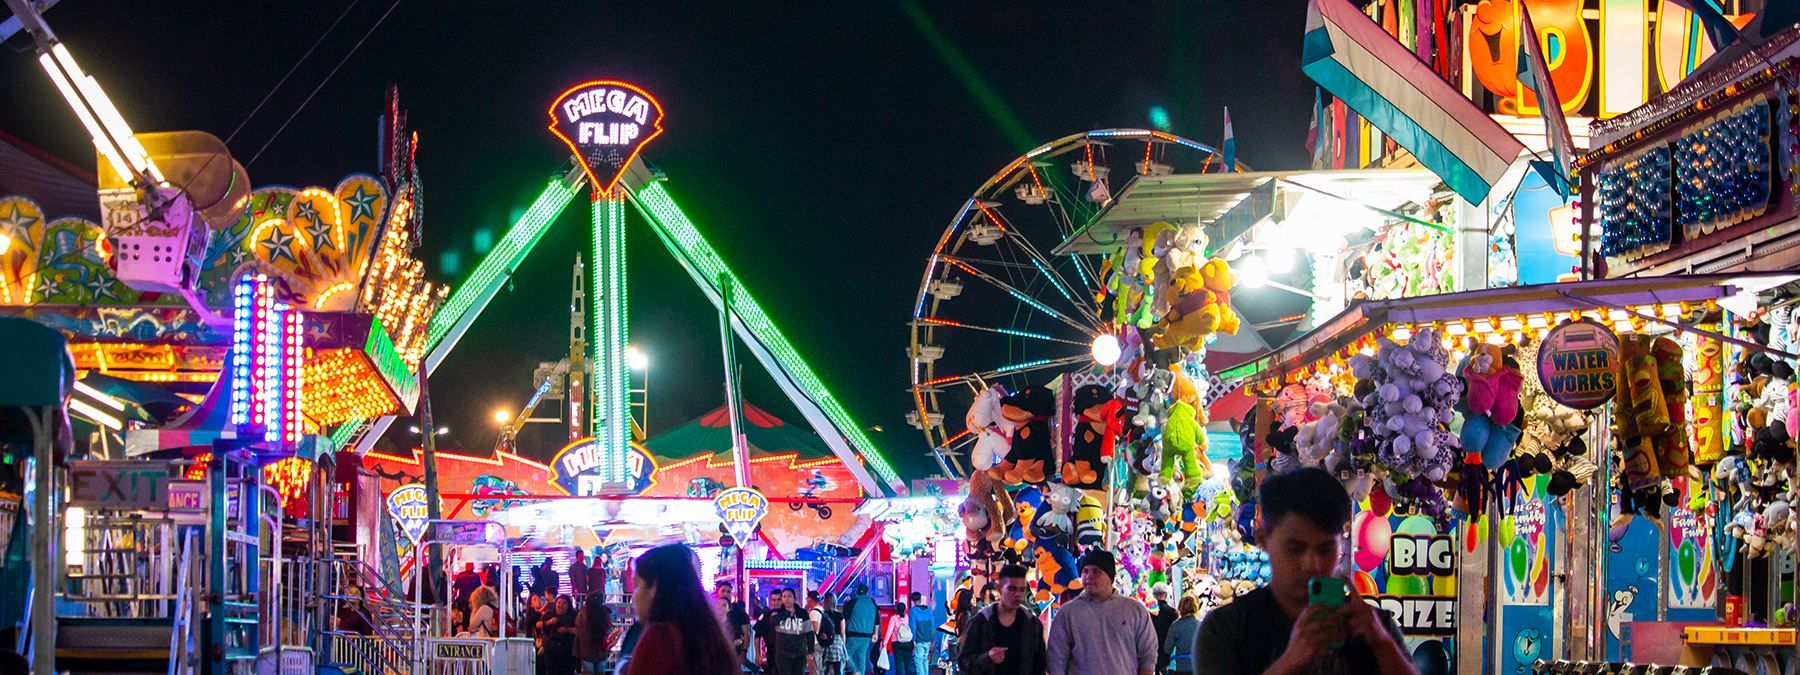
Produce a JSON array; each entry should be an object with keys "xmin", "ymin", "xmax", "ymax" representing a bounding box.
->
[
  {"xmin": 642, "ymin": 403, "xmax": 835, "ymax": 465},
  {"xmin": 1219, "ymin": 273, "xmax": 1799, "ymax": 385}
]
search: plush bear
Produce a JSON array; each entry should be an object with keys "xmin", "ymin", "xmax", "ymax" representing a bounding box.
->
[
  {"xmin": 1031, "ymin": 538, "xmax": 1081, "ymax": 601},
  {"xmin": 1153, "ymin": 258, "xmax": 1240, "ymax": 350},
  {"xmin": 965, "ymin": 384, "xmax": 1014, "ymax": 472},
  {"xmin": 989, "ymin": 386, "xmax": 1057, "ymax": 485},
  {"xmin": 1063, "ymin": 385, "xmax": 1114, "ymax": 489},
  {"xmin": 959, "ymin": 470, "xmax": 1014, "ymax": 558}
]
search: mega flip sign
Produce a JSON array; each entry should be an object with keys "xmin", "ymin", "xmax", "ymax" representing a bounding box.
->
[
  {"xmin": 548, "ymin": 80, "xmax": 665, "ymax": 197},
  {"xmin": 714, "ymin": 487, "xmax": 769, "ymax": 544}
]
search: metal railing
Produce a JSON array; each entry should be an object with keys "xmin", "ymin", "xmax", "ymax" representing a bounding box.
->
[
  {"xmin": 259, "ymin": 554, "xmax": 320, "ymax": 649},
  {"xmin": 169, "ymin": 528, "xmax": 199, "ymax": 675},
  {"xmin": 327, "ymin": 632, "xmax": 410, "ymax": 675},
  {"xmin": 63, "ymin": 512, "xmax": 180, "ymax": 618},
  {"xmin": 321, "ymin": 557, "xmax": 421, "ymax": 672}
]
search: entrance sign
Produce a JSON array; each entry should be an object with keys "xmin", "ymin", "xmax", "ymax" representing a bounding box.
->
[
  {"xmin": 714, "ymin": 487, "xmax": 768, "ymax": 543},
  {"xmin": 548, "ymin": 81, "xmax": 665, "ymax": 197},
  {"xmin": 431, "ymin": 639, "xmax": 489, "ymax": 662},
  {"xmin": 1536, "ymin": 320, "xmax": 1620, "ymax": 409}
]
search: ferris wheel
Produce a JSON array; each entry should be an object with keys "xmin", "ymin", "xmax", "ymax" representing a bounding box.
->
[{"xmin": 907, "ymin": 128, "xmax": 1239, "ymax": 476}]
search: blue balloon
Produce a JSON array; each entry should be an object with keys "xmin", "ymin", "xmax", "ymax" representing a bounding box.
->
[{"xmin": 1411, "ymin": 640, "xmax": 1452, "ymax": 675}]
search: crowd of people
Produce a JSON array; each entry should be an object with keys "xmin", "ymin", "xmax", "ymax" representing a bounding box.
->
[{"xmin": 334, "ymin": 467, "xmax": 1414, "ymax": 675}]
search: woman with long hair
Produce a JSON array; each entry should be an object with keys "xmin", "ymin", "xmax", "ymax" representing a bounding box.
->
[
  {"xmin": 537, "ymin": 595, "xmax": 580, "ymax": 675},
  {"xmin": 626, "ymin": 543, "xmax": 739, "ymax": 675},
  {"xmin": 1165, "ymin": 595, "xmax": 1203, "ymax": 674},
  {"xmin": 467, "ymin": 586, "xmax": 499, "ymax": 637}
]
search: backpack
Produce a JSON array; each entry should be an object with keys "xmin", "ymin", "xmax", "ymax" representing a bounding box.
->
[{"xmin": 816, "ymin": 609, "xmax": 838, "ymax": 646}]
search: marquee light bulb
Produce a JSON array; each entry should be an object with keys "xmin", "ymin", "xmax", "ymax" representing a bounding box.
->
[
  {"xmin": 1264, "ymin": 246, "xmax": 1296, "ymax": 274},
  {"xmin": 1091, "ymin": 333, "xmax": 1122, "ymax": 367}
]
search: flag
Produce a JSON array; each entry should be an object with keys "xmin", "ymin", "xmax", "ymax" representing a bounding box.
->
[
  {"xmin": 1302, "ymin": 0, "xmax": 1525, "ymax": 203},
  {"xmin": 1221, "ymin": 107, "xmax": 1236, "ymax": 172},
  {"xmin": 1663, "ymin": 0, "xmax": 1742, "ymax": 48},
  {"xmin": 1305, "ymin": 89, "xmax": 1323, "ymax": 168},
  {"xmin": 1518, "ymin": 5, "xmax": 1576, "ymax": 197}
]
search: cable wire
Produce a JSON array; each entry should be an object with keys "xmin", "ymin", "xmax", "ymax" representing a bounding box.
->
[
  {"xmin": 245, "ymin": 0, "xmax": 402, "ymax": 168},
  {"xmin": 225, "ymin": 0, "xmax": 364, "ymax": 145}
]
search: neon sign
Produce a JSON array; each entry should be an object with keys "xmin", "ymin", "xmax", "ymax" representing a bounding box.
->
[
  {"xmin": 548, "ymin": 80, "xmax": 665, "ymax": 197},
  {"xmin": 387, "ymin": 484, "xmax": 431, "ymax": 541},
  {"xmin": 713, "ymin": 487, "xmax": 768, "ymax": 544},
  {"xmin": 549, "ymin": 437, "xmax": 656, "ymax": 496},
  {"xmin": 228, "ymin": 273, "xmax": 304, "ymax": 445}
]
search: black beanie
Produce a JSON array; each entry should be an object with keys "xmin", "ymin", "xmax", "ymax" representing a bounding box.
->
[{"xmin": 1078, "ymin": 549, "xmax": 1116, "ymax": 580}]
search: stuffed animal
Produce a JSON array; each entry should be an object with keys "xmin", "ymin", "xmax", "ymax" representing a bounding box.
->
[
  {"xmin": 1133, "ymin": 369, "xmax": 1175, "ymax": 430},
  {"xmin": 1161, "ymin": 400, "xmax": 1207, "ymax": 489},
  {"xmin": 1154, "ymin": 258, "xmax": 1240, "ymax": 350},
  {"xmin": 965, "ymin": 385, "xmax": 1015, "ymax": 472},
  {"xmin": 1144, "ymin": 476, "xmax": 1178, "ymax": 520},
  {"xmin": 1073, "ymin": 494, "xmax": 1105, "ymax": 551},
  {"xmin": 990, "ymin": 386, "xmax": 1057, "ymax": 485},
  {"xmin": 1295, "ymin": 401, "xmax": 1346, "ymax": 467},
  {"xmin": 959, "ymin": 470, "xmax": 1014, "ymax": 558},
  {"xmin": 1031, "ymin": 539, "xmax": 1081, "ymax": 601},
  {"xmin": 1063, "ymin": 385, "xmax": 1114, "ymax": 489},
  {"xmin": 1353, "ymin": 329, "xmax": 1461, "ymax": 483},
  {"xmin": 1032, "ymin": 484, "xmax": 1082, "ymax": 545},
  {"xmin": 1614, "ymin": 335, "xmax": 1691, "ymax": 499}
]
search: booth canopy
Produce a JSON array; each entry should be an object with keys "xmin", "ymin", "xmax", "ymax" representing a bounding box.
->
[{"xmin": 1219, "ymin": 273, "xmax": 1800, "ymax": 385}]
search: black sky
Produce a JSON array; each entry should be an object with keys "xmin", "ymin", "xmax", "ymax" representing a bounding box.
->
[{"xmin": 1, "ymin": 1, "xmax": 1312, "ymax": 481}]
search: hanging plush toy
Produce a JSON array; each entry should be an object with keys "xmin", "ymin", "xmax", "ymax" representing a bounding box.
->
[
  {"xmin": 1031, "ymin": 538, "xmax": 1081, "ymax": 602},
  {"xmin": 1063, "ymin": 385, "xmax": 1115, "ymax": 489},
  {"xmin": 959, "ymin": 470, "xmax": 1015, "ymax": 559},
  {"xmin": 1160, "ymin": 371, "xmax": 1212, "ymax": 494},
  {"xmin": 1614, "ymin": 335, "xmax": 1691, "ymax": 512},
  {"xmin": 1154, "ymin": 258, "xmax": 1240, "ymax": 350},
  {"xmin": 1073, "ymin": 494, "xmax": 1105, "ymax": 551},
  {"xmin": 990, "ymin": 386, "xmax": 1057, "ymax": 485},
  {"xmin": 1351, "ymin": 329, "xmax": 1461, "ymax": 483},
  {"xmin": 1031, "ymin": 484, "xmax": 1083, "ymax": 546},
  {"xmin": 966, "ymin": 385, "xmax": 1014, "ymax": 472},
  {"xmin": 1456, "ymin": 343, "xmax": 1525, "ymax": 515}
]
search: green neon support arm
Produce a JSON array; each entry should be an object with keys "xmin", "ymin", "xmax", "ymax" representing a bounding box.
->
[
  {"xmin": 619, "ymin": 163, "xmax": 906, "ymax": 496},
  {"xmin": 340, "ymin": 165, "xmax": 586, "ymax": 453}
]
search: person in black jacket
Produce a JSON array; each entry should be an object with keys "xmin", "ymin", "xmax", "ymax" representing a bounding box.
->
[{"xmin": 957, "ymin": 564, "xmax": 1046, "ymax": 675}]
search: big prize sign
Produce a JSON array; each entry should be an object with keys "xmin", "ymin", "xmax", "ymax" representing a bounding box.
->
[
  {"xmin": 714, "ymin": 487, "xmax": 768, "ymax": 544},
  {"xmin": 548, "ymin": 81, "xmax": 665, "ymax": 196}
]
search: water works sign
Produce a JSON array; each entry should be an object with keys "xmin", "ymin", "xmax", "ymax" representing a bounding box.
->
[
  {"xmin": 1536, "ymin": 319, "xmax": 1619, "ymax": 410},
  {"xmin": 549, "ymin": 437, "xmax": 656, "ymax": 496}
]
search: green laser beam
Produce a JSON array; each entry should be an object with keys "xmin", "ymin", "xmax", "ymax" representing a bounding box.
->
[{"xmin": 901, "ymin": 2, "xmax": 1036, "ymax": 153}]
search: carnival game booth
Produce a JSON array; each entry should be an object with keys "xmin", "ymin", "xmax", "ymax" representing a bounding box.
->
[{"xmin": 1217, "ymin": 273, "xmax": 1799, "ymax": 674}]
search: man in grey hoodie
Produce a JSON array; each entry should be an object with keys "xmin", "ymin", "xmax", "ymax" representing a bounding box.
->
[{"xmin": 1046, "ymin": 550, "xmax": 1158, "ymax": 675}]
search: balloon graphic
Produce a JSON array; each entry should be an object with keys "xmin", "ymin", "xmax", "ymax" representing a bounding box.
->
[
  {"xmin": 1513, "ymin": 628, "xmax": 1544, "ymax": 666},
  {"xmin": 1352, "ymin": 570, "xmax": 1379, "ymax": 596},
  {"xmin": 1634, "ymin": 556, "xmax": 1652, "ymax": 579},
  {"xmin": 1388, "ymin": 573, "xmax": 1429, "ymax": 596},
  {"xmin": 1411, "ymin": 640, "xmax": 1452, "ymax": 675},
  {"xmin": 1368, "ymin": 486, "xmax": 1393, "ymax": 517},
  {"xmin": 1353, "ymin": 511, "xmax": 1393, "ymax": 572},
  {"xmin": 1510, "ymin": 539, "xmax": 1530, "ymax": 587},
  {"xmin": 1499, "ymin": 518, "xmax": 1517, "ymax": 548},
  {"xmin": 1677, "ymin": 541, "xmax": 1697, "ymax": 591},
  {"xmin": 1395, "ymin": 515, "xmax": 1437, "ymax": 537}
]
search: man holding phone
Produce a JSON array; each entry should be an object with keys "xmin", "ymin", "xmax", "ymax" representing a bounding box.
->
[
  {"xmin": 1193, "ymin": 468, "xmax": 1415, "ymax": 675},
  {"xmin": 957, "ymin": 564, "xmax": 1046, "ymax": 675}
]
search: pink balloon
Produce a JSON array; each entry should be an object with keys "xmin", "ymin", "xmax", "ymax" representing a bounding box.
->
[{"xmin": 1352, "ymin": 511, "xmax": 1392, "ymax": 572}]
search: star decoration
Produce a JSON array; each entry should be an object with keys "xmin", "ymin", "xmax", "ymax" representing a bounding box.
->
[
  {"xmin": 306, "ymin": 218, "xmax": 337, "ymax": 252},
  {"xmin": 0, "ymin": 203, "xmax": 39, "ymax": 242},
  {"xmin": 345, "ymin": 186, "xmax": 380, "ymax": 223},
  {"xmin": 293, "ymin": 201, "xmax": 320, "ymax": 225},
  {"xmin": 84, "ymin": 276, "xmax": 119, "ymax": 302},
  {"xmin": 229, "ymin": 247, "xmax": 252, "ymax": 267},
  {"xmin": 35, "ymin": 275, "xmax": 64, "ymax": 299},
  {"xmin": 263, "ymin": 229, "xmax": 299, "ymax": 264}
]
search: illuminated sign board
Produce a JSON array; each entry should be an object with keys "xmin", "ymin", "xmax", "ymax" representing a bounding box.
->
[
  {"xmin": 549, "ymin": 437, "xmax": 656, "ymax": 496},
  {"xmin": 386, "ymin": 484, "xmax": 431, "ymax": 542},
  {"xmin": 714, "ymin": 487, "xmax": 769, "ymax": 544},
  {"xmin": 1537, "ymin": 320, "xmax": 1620, "ymax": 410},
  {"xmin": 548, "ymin": 81, "xmax": 665, "ymax": 196}
]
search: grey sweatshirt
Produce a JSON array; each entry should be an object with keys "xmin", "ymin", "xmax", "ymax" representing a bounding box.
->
[{"xmin": 1046, "ymin": 592, "xmax": 1159, "ymax": 675}]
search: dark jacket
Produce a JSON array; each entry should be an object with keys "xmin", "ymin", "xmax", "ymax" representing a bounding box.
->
[{"xmin": 956, "ymin": 604, "xmax": 1047, "ymax": 675}]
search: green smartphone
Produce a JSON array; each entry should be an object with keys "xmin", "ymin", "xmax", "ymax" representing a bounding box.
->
[{"xmin": 1308, "ymin": 577, "xmax": 1348, "ymax": 608}]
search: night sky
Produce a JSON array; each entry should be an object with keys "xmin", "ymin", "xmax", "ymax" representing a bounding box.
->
[{"xmin": 0, "ymin": 1, "xmax": 1312, "ymax": 481}]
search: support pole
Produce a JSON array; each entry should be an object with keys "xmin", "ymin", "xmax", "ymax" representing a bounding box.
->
[
  {"xmin": 591, "ymin": 195, "xmax": 633, "ymax": 488},
  {"xmin": 718, "ymin": 273, "xmax": 753, "ymax": 614},
  {"xmin": 419, "ymin": 372, "xmax": 445, "ymax": 626},
  {"xmin": 26, "ymin": 408, "xmax": 56, "ymax": 675}
]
